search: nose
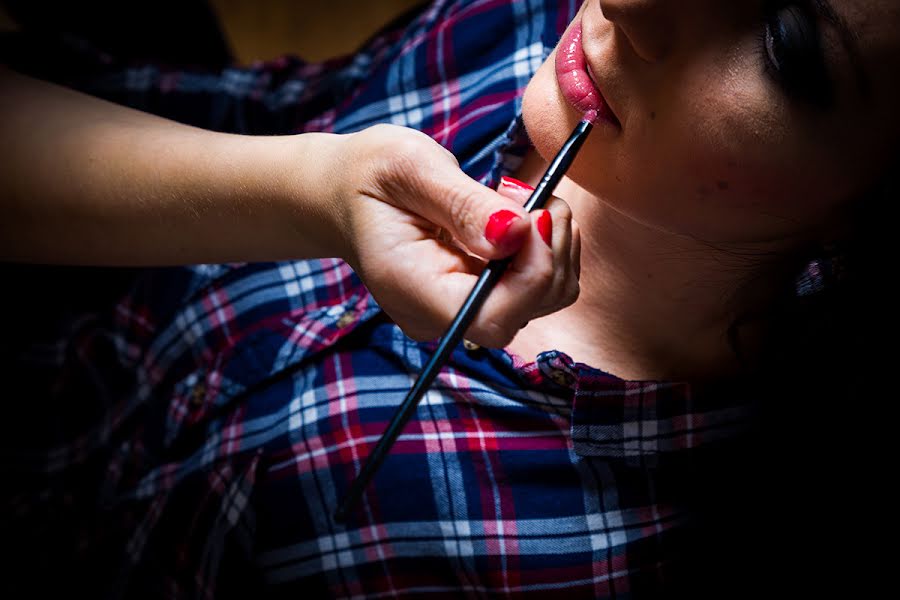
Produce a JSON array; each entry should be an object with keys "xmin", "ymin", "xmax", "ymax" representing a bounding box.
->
[{"xmin": 597, "ymin": 0, "xmax": 676, "ymax": 63}]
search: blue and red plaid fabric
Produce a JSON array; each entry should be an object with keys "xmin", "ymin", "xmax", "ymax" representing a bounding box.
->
[{"xmin": 2, "ymin": 1, "xmax": 756, "ymax": 597}]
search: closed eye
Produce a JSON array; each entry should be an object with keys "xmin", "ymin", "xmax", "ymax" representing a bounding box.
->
[{"xmin": 759, "ymin": 2, "xmax": 834, "ymax": 108}]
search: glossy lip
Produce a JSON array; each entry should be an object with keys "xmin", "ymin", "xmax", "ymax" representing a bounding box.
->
[{"xmin": 555, "ymin": 20, "xmax": 620, "ymax": 127}]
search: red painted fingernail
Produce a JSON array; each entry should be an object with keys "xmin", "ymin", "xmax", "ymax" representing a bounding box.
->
[
  {"xmin": 537, "ymin": 211, "xmax": 552, "ymax": 248},
  {"xmin": 484, "ymin": 210, "xmax": 521, "ymax": 247},
  {"xmin": 499, "ymin": 176, "xmax": 535, "ymax": 192}
]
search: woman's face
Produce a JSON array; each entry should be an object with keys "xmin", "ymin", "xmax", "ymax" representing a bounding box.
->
[{"xmin": 523, "ymin": 0, "xmax": 900, "ymax": 246}]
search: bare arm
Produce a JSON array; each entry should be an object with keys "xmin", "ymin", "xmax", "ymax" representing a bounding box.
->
[
  {"xmin": 0, "ymin": 66, "xmax": 582, "ymax": 349},
  {"xmin": 0, "ymin": 66, "xmax": 350, "ymax": 264}
]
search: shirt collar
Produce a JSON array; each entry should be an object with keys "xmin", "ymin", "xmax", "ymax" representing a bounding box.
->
[
  {"xmin": 505, "ymin": 348, "xmax": 754, "ymax": 462},
  {"xmin": 486, "ymin": 115, "xmax": 754, "ymax": 460}
]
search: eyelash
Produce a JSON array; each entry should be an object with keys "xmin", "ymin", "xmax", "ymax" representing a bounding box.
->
[{"xmin": 756, "ymin": 2, "xmax": 834, "ymax": 107}]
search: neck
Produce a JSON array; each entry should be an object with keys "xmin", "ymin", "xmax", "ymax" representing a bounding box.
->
[{"xmin": 509, "ymin": 163, "xmax": 797, "ymax": 381}]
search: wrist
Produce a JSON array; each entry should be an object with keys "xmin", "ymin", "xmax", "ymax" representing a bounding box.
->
[
  {"xmin": 264, "ymin": 132, "xmax": 356, "ymax": 262},
  {"xmin": 204, "ymin": 131, "xmax": 354, "ymax": 262}
]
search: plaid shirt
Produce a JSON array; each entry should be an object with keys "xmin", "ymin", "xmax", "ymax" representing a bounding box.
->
[{"xmin": 2, "ymin": 1, "xmax": 756, "ymax": 597}]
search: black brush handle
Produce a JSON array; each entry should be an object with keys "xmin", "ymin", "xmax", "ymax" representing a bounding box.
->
[{"xmin": 334, "ymin": 119, "xmax": 593, "ymax": 522}]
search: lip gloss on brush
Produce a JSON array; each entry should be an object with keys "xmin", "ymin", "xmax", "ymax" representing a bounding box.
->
[{"xmin": 334, "ymin": 113, "xmax": 596, "ymax": 522}]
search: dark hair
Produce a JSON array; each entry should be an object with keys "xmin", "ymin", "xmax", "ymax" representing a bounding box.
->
[
  {"xmin": 680, "ymin": 166, "xmax": 896, "ymax": 597},
  {"xmin": 759, "ymin": 158, "xmax": 893, "ymax": 395}
]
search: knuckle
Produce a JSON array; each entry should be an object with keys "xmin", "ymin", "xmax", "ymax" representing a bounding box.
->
[
  {"xmin": 447, "ymin": 188, "xmax": 482, "ymax": 238},
  {"xmin": 542, "ymin": 273, "xmax": 579, "ymax": 313},
  {"xmin": 361, "ymin": 123, "xmax": 393, "ymax": 140},
  {"xmin": 393, "ymin": 134, "xmax": 431, "ymax": 162},
  {"xmin": 362, "ymin": 126, "xmax": 436, "ymax": 185},
  {"xmin": 547, "ymin": 197, "xmax": 574, "ymax": 223},
  {"xmin": 528, "ymin": 260, "xmax": 555, "ymax": 287},
  {"xmin": 474, "ymin": 316, "xmax": 517, "ymax": 349},
  {"xmin": 356, "ymin": 124, "xmax": 399, "ymax": 157},
  {"xmin": 517, "ymin": 273, "xmax": 553, "ymax": 302}
]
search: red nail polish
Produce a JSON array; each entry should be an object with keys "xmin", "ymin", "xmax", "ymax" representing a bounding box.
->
[
  {"xmin": 484, "ymin": 210, "xmax": 521, "ymax": 247},
  {"xmin": 537, "ymin": 211, "xmax": 552, "ymax": 248},
  {"xmin": 499, "ymin": 176, "xmax": 536, "ymax": 192}
]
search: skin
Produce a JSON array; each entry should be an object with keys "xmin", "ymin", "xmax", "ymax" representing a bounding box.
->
[
  {"xmin": 510, "ymin": 0, "xmax": 900, "ymax": 379},
  {"xmin": 0, "ymin": 68, "xmax": 578, "ymax": 350},
  {"xmin": 3, "ymin": 1, "xmax": 898, "ymax": 381}
]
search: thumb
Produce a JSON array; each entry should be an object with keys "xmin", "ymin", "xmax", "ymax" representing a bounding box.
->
[
  {"xmin": 384, "ymin": 146, "xmax": 533, "ymax": 259},
  {"xmin": 427, "ymin": 172, "xmax": 534, "ymax": 259}
]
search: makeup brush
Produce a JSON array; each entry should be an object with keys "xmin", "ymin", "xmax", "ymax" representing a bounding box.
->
[{"xmin": 334, "ymin": 114, "xmax": 595, "ymax": 522}]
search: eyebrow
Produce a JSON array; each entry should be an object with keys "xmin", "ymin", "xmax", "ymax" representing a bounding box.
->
[{"xmin": 812, "ymin": 0, "xmax": 872, "ymax": 98}]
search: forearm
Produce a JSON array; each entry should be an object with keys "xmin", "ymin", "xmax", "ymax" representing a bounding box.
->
[{"xmin": 0, "ymin": 67, "xmax": 349, "ymax": 265}]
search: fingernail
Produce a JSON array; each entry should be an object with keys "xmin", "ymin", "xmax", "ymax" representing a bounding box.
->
[
  {"xmin": 537, "ymin": 211, "xmax": 552, "ymax": 248},
  {"xmin": 484, "ymin": 210, "xmax": 522, "ymax": 247},
  {"xmin": 500, "ymin": 176, "xmax": 535, "ymax": 192}
]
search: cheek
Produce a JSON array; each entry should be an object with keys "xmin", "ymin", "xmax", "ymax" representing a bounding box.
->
[
  {"xmin": 617, "ymin": 127, "xmax": 839, "ymax": 243},
  {"xmin": 563, "ymin": 97, "xmax": 823, "ymax": 242},
  {"xmin": 525, "ymin": 47, "xmax": 848, "ymax": 243}
]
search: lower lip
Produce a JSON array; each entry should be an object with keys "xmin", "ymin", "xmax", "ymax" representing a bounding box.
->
[{"xmin": 555, "ymin": 21, "xmax": 619, "ymax": 127}]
